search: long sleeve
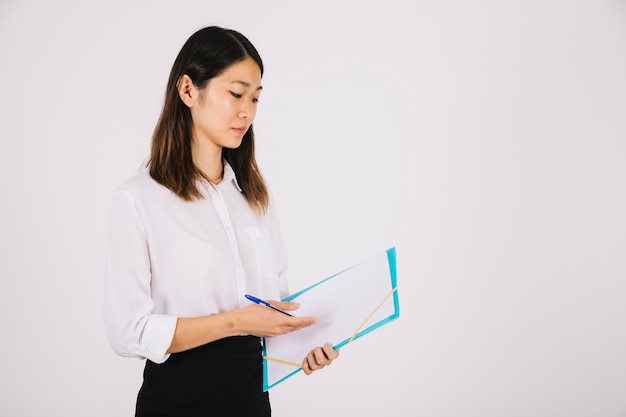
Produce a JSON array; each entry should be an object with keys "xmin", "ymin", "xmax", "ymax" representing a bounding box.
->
[{"xmin": 103, "ymin": 190, "xmax": 177, "ymax": 364}]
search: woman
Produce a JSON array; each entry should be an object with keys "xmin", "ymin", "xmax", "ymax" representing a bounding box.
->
[{"xmin": 103, "ymin": 26, "xmax": 338, "ymax": 416}]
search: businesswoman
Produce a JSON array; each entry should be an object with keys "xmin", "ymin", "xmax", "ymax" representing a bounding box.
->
[{"xmin": 103, "ymin": 26, "xmax": 338, "ymax": 416}]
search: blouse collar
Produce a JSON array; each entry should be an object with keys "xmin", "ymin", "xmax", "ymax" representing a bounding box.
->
[{"xmin": 221, "ymin": 161, "xmax": 243, "ymax": 192}]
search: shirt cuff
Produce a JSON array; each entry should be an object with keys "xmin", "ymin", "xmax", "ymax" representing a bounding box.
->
[{"xmin": 138, "ymin": 314, "xmax": 178, "ymax": 364}]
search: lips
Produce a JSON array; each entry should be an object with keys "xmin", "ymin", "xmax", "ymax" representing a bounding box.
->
[{"xmin": 232, "ymin": 127, "xmax": 248, "ymax": 135}]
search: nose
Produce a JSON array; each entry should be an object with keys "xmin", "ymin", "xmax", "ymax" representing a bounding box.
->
[{"xmin": 238, "ymin": 101, "xmax": 255, "ymax": 121}]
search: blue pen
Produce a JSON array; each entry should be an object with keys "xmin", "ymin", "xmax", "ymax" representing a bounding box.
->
[{"xmin": 245, "ymin": 294, "xmax": 293, "ymax": 316}]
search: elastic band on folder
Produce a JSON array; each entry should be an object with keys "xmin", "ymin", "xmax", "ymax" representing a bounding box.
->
[
  {"xmin": 263, "ymin": 356, "xmax": 302, "ymax": 368},
  {"xmin": 348, "ymin": 286, "xmax": 398, "ymax": 344}
]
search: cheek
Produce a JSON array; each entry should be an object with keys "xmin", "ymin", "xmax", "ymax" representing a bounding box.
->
[
  {"xmin": 203, "ymin": 95, "xmax": 234, "ymax": 119},
  {"xmin": 217, "ymin": 97, "xmax": 237, "ymax": 116}
]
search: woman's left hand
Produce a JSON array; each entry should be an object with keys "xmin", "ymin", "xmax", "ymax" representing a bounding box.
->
[{"xmin": 302, "ymin": 343, "xmax": 340, "ymax": 375}]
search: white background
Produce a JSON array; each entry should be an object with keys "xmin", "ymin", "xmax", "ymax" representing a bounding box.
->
[{"xmin": 1, "ymin": 1, "xmax": 625, "ymax": 416}]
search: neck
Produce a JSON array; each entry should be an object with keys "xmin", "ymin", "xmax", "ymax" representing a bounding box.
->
[{"xmin": 192, "ymin": 139, "xmax": 223, "ymax": 184}]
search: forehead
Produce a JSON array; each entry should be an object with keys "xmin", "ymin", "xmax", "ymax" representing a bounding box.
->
[{"xmin": 215, "ymin": 57, "xmax": 262, "ymax": 88}]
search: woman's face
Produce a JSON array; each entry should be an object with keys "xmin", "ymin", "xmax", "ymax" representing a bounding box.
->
[{"xmin": 188, "ymin": 57, "xmax": 262, "ymax": 153}]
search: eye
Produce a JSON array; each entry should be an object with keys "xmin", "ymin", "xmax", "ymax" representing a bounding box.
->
[
  {"xmin": 229, "ymin": 91, "xmax": 242, "ymax": 99},
  {"xmin": 252, "ymin": 98, "xmax": 259, "ymax": 103}
]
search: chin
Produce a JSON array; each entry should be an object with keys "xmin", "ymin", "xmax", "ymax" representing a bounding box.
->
[{"xmin": 223, "ymin": 140, "xmax": 244, "ymax": 150}]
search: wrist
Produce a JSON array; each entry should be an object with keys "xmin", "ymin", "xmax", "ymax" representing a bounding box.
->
[{"xmin": 222, "ymin": 309, "xmax": 245, "ymax": 336}]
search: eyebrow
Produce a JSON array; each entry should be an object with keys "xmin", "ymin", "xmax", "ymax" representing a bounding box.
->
[{"xmin": 233, "ymin": 80, "xmax": 263, "ymax": 90}]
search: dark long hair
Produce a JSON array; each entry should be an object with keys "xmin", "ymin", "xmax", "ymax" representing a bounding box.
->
[{"xmin": 148, "ymin": 26, "xmax": 268, "ymax": 214}]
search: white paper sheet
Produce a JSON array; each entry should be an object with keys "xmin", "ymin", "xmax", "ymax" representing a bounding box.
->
[{"xmin": 262, "ymin": 247, "xmax": 400, "ymax": 390}]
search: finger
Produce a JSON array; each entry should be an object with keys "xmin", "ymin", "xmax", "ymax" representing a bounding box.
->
[
  {"xmin": 271, "ymin": 300, "xmax": 301, "ymax": 311},
  {"xmin": 306, "ymin": 351, "xmax": 322, "ymax": 371},
  {"xmin": 301, "ymin": 357, "xmax": 312, "ymax": 375},
  {"xmin": 322, "ymin": 343, "xmax": 339, "ymax": 360},
  {"xmin": 285, "ymin": 316, "xmax": 316, "ymax": 330},
  {"xmin": 275, "ymin": 318, "xmax": 315, "ymax": 334},
  {"xmin": 312, "ymin": 347, "xmax": 330, "ymax": 366}
]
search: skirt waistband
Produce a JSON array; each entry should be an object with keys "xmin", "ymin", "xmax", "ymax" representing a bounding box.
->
[{"xmin": 181, "ymin": 335, "xmax": 262, "ymax": 355}]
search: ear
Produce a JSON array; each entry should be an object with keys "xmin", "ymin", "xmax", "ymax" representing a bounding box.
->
[{"xmin": 177, "ymin": 74, "xmax": 197, "ymax": 108}]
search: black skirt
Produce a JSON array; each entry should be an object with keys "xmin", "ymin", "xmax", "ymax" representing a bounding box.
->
[{"xmin": 136, "ymin": 335, "xmax": 271, "ymax": 417}]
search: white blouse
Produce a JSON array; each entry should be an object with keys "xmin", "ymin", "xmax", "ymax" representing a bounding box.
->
[{"xmin": 103, "ymin": 163, "xmax": 289, "ymax": 364}]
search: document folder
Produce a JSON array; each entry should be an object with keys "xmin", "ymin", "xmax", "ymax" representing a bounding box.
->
[{"xmin": 262, "ymin": 247, "xmax": 400, "ymax": 390}]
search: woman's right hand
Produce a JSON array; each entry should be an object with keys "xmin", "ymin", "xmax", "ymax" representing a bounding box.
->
[{"xmin": 234, "ymin": 301, "xmax": 316, "ymax": 338}]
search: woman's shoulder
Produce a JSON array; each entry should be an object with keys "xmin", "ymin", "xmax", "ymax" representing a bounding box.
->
[
  {"xmin": 114, "ymin": 168, "xmax": 172, "ymax": 201},
  {"xmin": 115, "ymin": 168, "xmax": 152, "ymax": 192}
]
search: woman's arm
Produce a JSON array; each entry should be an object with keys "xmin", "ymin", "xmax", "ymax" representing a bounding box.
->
[
  {"xmin": 167, "ymin": 301, "xmax": 316, "ymax": 353},
  {"xmin": 167, "ymin": 299, "xmax": 340, "ymax": 375},
  {"xmin": 104, "ymin": 190, "xmax": 178, "ymax": 363}
]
